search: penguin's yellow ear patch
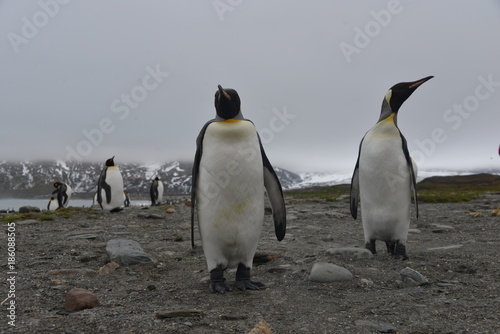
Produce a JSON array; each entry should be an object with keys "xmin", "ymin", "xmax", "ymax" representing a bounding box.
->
[{"xmin": 385, "ymin": 89, "xmax": 392, "ymax": 104}]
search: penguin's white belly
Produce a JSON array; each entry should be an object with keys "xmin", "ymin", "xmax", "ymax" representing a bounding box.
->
[
  {"xmin": 156, "ymin": 182, "xmax": 164, "ymax": 203},
  {"xmin": 102, "ymin": 167, "xmax": 124, "ymax": 210},
  {"xmin": 359, "ymin": 124, "xmax": 411, "ymax": 241},
  {"xmin": 48, "ymin": 200, "xmax": 58, "ymax": 211},
  {"xmin": 197, "ymin": 120, "xmax": 265, "ymax": 271}
]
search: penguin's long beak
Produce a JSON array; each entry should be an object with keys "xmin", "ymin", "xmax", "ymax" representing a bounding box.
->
[
  {"xmin": 218, "ymin": 84, "xmax": 231, "ymax": 100},
  {"xmin": 408, "ymin": 76, "xmax": 434, "ymax": 89}
]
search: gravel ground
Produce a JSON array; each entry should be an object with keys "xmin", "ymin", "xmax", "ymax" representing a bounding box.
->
[{"xmin": 1, "ymin": 190, "xmax": 499, "ymax": 333}]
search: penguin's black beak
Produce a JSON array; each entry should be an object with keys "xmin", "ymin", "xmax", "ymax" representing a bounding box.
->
[
  {"xmin": 218, "ymin": 84, "xmax": 231, "ymax": 100},
  {"xmin": 409, "ymin": 76, "xmax": 434, "ymax": 89}
]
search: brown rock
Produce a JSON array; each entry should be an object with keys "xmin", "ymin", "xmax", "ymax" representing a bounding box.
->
[
  {"xmin": 248, "ymin": 320, "xmax": 273, "ymax": 334},
  {"xmin": 491, "ymin": 207, "xmax": 500, "ymax": 216},
  {"xmin": 185, "ymin": 200, "xmax": 192, "ymax": 207},
  {"xmin": 98, "ymin": 261, "xmax": 120, "ymax": 274},
  {"xmin": 469, "ymin": 211, "xmax": 483, "ymax": 217},
  {"xmin": 166, "ymin": 208, "xmax": 175, "ymax": 213},
  {"xmin": 64, "ymin": 288, "xmax": 100, "ymax": 311}
]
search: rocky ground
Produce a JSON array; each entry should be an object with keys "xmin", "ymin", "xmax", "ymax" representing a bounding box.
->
[{"xmin": 1, "ymin": 187, "xmax": 499, "ymax": 333}]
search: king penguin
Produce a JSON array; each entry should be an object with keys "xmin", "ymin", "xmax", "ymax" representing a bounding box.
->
[
  {"xmin": 47, "ymin": 197, "xmax": 58, "ymax": 211},
  {"xmin": 150, "ymin": 177, "xmax": 164, "ymax": 206},
  {"xmin": 350, "ymin": 76, "xmax": 433, "ymax": 260},
  {"xmin": 52, "ymin": 182, "xmax": 72, "ymax": 209},
  {"xmin": 191, "ymin": 85, "xmax": 286, "ymax": 293},
  {"xmin": 97, "ymin": 156, "xmax": 125, "ymax": 212}
]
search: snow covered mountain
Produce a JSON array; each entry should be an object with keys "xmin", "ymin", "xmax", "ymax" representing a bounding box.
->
[
  {"xmin": 1, "ymin": 160, "xmax": 497, "ymax": 198},
  {"xmin": 0, "ymin": 160, "xmax": 302, "ymax": 198}
]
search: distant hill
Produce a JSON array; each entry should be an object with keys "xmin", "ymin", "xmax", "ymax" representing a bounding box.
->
[
  {"xmin": 0, "ymin": 160, "xmax": 302, "ymax": 198},
  {"xmin": 418, "ymin": 173, "xmax": 500, "ymax": 187}
]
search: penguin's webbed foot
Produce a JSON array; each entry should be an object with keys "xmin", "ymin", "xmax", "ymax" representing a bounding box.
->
[
  {"xmin": 365, "ymin": 240, "xmax": 377, "ymax": 254},
  {"xmin": 234, "ymin": 263, "xmax": 264, "ymax": 291},
  {"xmin": 110, "ymin": 207, "xmax": 123, "ymax": 213},
  {"xmin": 393, "ymin": 242, "xmax": 409, "ymax": 261},
  {"xmin": 209, "ymin": 266, "xmax": 232, "ymax": 294}
]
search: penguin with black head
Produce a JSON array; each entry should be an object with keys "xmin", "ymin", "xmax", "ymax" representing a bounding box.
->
[
  {"xmin": 52, "ymin": 182, "xmax": 72, "ymax": 209},
  {"xmin": 191, "ymin": 85, "xmax": 286, "ymax": 293},
  {"xmin": 97, "ymin": 156, "xmax": 125, "ymax": 212},
  {"xmin": 350, "ymin": 76, "xmax": 433, "ymax": 260}
]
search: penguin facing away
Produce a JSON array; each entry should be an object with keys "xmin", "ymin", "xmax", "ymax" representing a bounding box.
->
[
  {"xmin": 52, "ymin": 182, "xmax": 72, "ymax": 209},
  {"xmin": 191, "ymin": 85, "xmax": 286, "ymax": 293},
  {"xmin": 150, "ymin": 177, "xmax": 164, "ymax": 206},
  {"xmin": 47, "ymin": 197, "xmax": 58, "ymax": 211},
  {"xmin": 350, "ymin": 76, "xmax": 433, "ymax": 260},
  {"xmin": 97, "ymin": 156, "xmax": 125, "ymax": 212}
]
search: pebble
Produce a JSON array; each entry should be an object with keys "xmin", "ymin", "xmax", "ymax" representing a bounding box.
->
[
  {"xmin": 427, "ymin": 244, "xmax": 463, "ymax": 251},
  {"xmin": 98, "ymin": 261, "xmax": 120, "ymax": 274},
  {"xmin": 491, "ymin": 207, "xmax": 500, "ymax": 216},
  {"xmin": 408, "ymin": 228, "xmax": 421, "ymax": 234},
  {"xmin": 248, "ymin": 320, "xmax": 273, "ymax": 334},
  {"xmin": 309, "ymin": 263, "xmax": 353, "ymax": 282},
  {"xmin": 400, "ymin": 267, "xmax": 429, "ymax": 286},
  {"xmin": 469, "ymin": 211, "xmax": 483, "ymax": 217},
  {"xmin": 267, "ymin": 264, "xmax": 293, "ymax": 273},
  {"xmin": 166, "ymin": 208, "xmax": 175, "ymax": 213},
  {"xmin": 64, "ymin": 288, "xmax": 100, "ymax": 311},
  {"xmin": 325, "ymin": 247, "xmax": 373, "ymax": 259},
  {"xmin": 105, "ymin": 239, "xmax": 156, "ymax": 265},
  {"xmin": 67, "ymin": 234, "xmax": 97, "ymax": 240}
]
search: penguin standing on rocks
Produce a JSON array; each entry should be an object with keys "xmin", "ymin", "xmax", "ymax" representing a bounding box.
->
[
  {"xmin": 150, "ymin": 177, "xmax": 164, "ymax": 206},
  {"xmin": 97, "ymin": 156, "xmax": 125, "ymax": 212},
  {"xmin": 52, "ymin": 182, "xmax": 72, "ymax": 209},
  {"xmin": 191, "ymin": 85, "xmax": 286, "ymax": 293},
  {"xmin": 350, "ymin": 76, "xmax": 433, "ymax": 260}
]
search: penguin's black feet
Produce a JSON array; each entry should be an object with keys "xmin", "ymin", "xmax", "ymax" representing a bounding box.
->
[
  {"xmin": 386, "ymin": 241, "xmax": 396, "ymax": 255},
  {"xmin": 110, "ymin": 207, "xmax": 123, "ymax": 213},
  {"xmin": 365, "ymin": 240, "xmax": 377, "ymax": 254},
  {"xmin": 234, "ymin": 263, "xmax": 264, "ymax": 291},
  {"xmin": 393, "ymin": 242, "xmax": 409, "ymax": 261},
  {"xmin": 209, "ymin": 266, "xmax": 232, "ymax": 294}
]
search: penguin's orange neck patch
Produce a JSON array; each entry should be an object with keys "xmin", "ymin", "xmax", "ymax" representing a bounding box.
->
[{"xmin": 222, "ymin": 118, "xmax": 240, "ymax": 123}]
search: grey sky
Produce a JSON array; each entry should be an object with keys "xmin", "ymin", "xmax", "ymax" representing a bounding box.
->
[{"xmin": 1, "ymin": 0, "xmax": 499, "ymax": 173}]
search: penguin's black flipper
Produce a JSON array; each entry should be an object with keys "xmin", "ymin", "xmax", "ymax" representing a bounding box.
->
[
  {"xmin": 350, "ymin": 138, "xmax": 363, "ymax": 220},
  {"xmin": 399, "ymin": 132, "xmax": 419, "ymax": 219},
  {"xmin": 97, "ymin": 169, "xmax": 112, "ymax": 205},
  {"xmin": 257, "ymin": 135, "xmax": 286, "ymax": 241},
  {"xmin": 191, "ymin": 120, "xmax": 215, "ymax": 249}
]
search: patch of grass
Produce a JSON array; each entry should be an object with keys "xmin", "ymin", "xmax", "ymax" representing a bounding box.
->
[
  {"xmin": 285, "ymin": 184, "xmax": 350, "ymax": 203},
  {"xmin": 417, "ymin": 177, "xmax": 500, "ymax": 203},
  {"xmin": 39, "ymin": 216, "xmax": 55, "ymax": 221},
  {"xmin": 0, "ymin": 213, "xmax": 35, "ymax": 223}
]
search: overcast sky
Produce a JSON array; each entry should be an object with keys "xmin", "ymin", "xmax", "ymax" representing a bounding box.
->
[{"xmin": 1, "ymin": 1, "xmax": 499, "ymax": 173}]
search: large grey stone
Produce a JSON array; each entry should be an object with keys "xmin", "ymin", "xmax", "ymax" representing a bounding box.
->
[
  {"xmin": 309, "ymin": 263, "xmax": 353, "ymax": 282},
  {"xmin": 106, "ymin": 239, "xmax": 156, "ymax": 265},
  {"xmin": 19, "ymin": 206, "xmax": 41, "ymax": 213}
]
